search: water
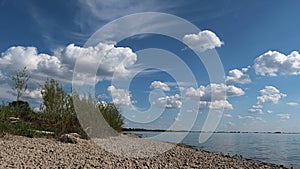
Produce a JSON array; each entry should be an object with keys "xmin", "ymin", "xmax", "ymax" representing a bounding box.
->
[{"xmin": 132, "ymin": 131, "xmax": 300, "ymax": 168}]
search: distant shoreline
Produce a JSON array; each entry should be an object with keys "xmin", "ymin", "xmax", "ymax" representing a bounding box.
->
[{"xmin": 122, "ymin": 128, "xmax": 300, "ymax": 134}]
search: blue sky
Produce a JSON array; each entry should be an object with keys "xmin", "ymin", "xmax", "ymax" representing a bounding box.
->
[{"xmin": 1, "ymin": 0, "xmax": 300, "ymax": 132}]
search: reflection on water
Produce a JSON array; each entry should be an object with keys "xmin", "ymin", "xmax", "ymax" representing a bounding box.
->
[{"xmin": 133, "ymin": 131, "xmax": 300, "ymax": 168}]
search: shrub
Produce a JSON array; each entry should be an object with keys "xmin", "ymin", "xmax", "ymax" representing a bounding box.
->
[
  {"xmin": 72, "ymin": 93, "xmax": 123, "ymax": 138},
  {"xmin": 40, "ymin": 79, "xmax": 87, "ymax": 138},
  {"xmin": 98, "ymin": 102, "xmax": 124, "ymax": 132}
]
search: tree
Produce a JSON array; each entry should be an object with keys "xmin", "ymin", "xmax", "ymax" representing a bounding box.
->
[
  {"xmin": 11, "ymin": 67, "xmax": 30, "ymax": 101},
  {"xmin": 98, "ymin": 102, "xmax": 124, "ymax": 132},
  {"xmin": 41, "ymin": 79, "xmax": 85, "ymax": 136},
  {"xmin": 41, "ymin": 79, "xmax": 73, "ymax": 115}
]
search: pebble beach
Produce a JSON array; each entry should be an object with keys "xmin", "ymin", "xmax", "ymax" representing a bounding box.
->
[{"xmin": 0, "ymin": 134, "xmax": 287, "ymax": 169}]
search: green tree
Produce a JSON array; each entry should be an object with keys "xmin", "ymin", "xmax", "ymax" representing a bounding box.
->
[
  {"xmin": 11, "ymin": 67, "xmax": 30, "ymax": 101},
  {"xmin": 98, "ymin": 102, "xmax": 124, "ymax": 132},
  {"xmin": 41, "ymin": 79, "xmax": 84, "ymax": 136},
  {"xmin": 41, "ymin": 79, "xmax": 70, "ymax": 115}
]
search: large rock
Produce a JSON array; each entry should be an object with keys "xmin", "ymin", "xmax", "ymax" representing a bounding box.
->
[{"xmin": 58, "ymin": 133, "xmax": 82, "ymax": 144}]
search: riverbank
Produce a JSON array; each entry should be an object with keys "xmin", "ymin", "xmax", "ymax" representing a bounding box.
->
[{"xmin": 0, "ymin": 134, "xmax": 287, "ymax": 168}]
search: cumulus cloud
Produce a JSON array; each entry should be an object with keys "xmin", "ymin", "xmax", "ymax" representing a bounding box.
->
[
  {"xmin": 238, "ymin": 115, "xmax": 265, "ymax": 122},
  {"xmin": 185, "ymin": 83, "xmax": 244, "ymax": 110},
  {"xmin": 0, "ymin": 43, "xmax": 137, "ymax": 82},
  {"xmin": 199, "ymin": 100, "xmax": 233, "ymax": 110},
  {"xmin": 224, "ymin": 113, "xmax": 232, "ymax": 118},
  {"xmin": 277, "ymin": 114, "xmax": 291, "ymax": 120},
  {"xmin": 226, "ymin": 69, "xmax": 251, "ymax": 84},
  {"xmin": 237, "ymin": 115, "xmax": 254, "ymax": 120},
  {"xmin": 185, "ymin": 83, "xmax": 244, "ymax": 100},
  {"xmin": 241, "ymin": 66, "xmax": 251, "ymax": 72},
  {"xmin": 183, "ymin": 30, "xmax": 223, "ymax": 52},
  {"xmin": 248, "ymin": 108, "xmax": 263, "ymax": 114},
  {"xmin": 287, "ymin": 102, "xmax": 299, "ymax": 106},
  {"xmin": 257, "ymin": 86, "xmax": 286, "ymax": 104},
  {"xmin": 58, "ymin": 43, "xmax": 137, "ymax": 78},
  {"xmin": 150, "ymin": 81, "xmax": 170, "ymax": 91},
  {"xmin": 0, "ymin": 46, "xmax": 63, "ymax": 78},
  {"xmin": 0, "ymin": 70, "xmax": 6, "ymax": 84},
  {"xmin": 22, "ymin": 89, "xmax": 43, "ymax": 104},
  {"xmin": 154, "ymin": 94, "xmax": 182, "ymax": 109},
  {"xmin": 254, "ymin": 50, "xmax": 300, "ymax": 76},
  {"xmin": 251, "ymin": 104, "xmax": 263, "ymax": 109},
  {"xmin": 0, "ymin": 43, "xmax": 138, "ymax": 103},
  {"xmin": 226, "ymin": 121, "xmax": 235, "ymax": 127},
  {"xmin": 267, "ymin": 110, "xmax": 273, "ymax": 114},
  {"xmin": 248, "ymin": 86, "xmax": 285, "ymax": 114},
  {"xmin": 247, "ymin": 104, "xmax": 263, "ymax": 114},
  {"xmin": 107, "ymin": 86, "xmax": 132, "ymax": 106}
]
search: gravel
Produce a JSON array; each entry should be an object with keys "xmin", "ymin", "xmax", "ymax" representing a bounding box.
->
[{"xmin": 0, "ymin": 134, "xmax": 287, "ymax": 168}]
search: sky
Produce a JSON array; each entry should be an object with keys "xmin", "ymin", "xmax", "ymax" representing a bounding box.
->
[{"xmin": 0, "ymin": 0, "xmax": 300, "ymax": 132}]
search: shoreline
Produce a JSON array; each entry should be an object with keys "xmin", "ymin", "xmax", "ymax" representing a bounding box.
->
[{"xmin": 0, "ymin": 134, "xmax": 288, "ymax": 168}]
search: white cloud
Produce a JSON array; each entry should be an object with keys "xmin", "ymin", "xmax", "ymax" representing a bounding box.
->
[
  {"xmin": 254, "ymin": 50, "xmax": 300, "ymax": 76},
  {"xmin": 226, "ymin": 69, "xmax": 251, "ymax": 84},
  {"xmin": 185, "ymin": 83, "xmax": 244, "ymax": 101},
  {"xmin": 24, "ymin": 89, "xmax": 42, "ymax": 99},
  {"xmin": 241, "ymin": 66, "xmax": 251, "ymax": 72},
  {"xmin": 267, "ymin": 110, "xmax": 273, "ymax": 114},
  {"xmin": 183, "ymin": 30, "xmax": 224, "ymax": 52},
  {"xmin": 199, "ymin": 100, "xmax": 233, "ymax": 110},
  {"xmin": 107, "ymin": 86, "xmax": 132, "ymax": 106},
  {"xmin": 226, "ymin": 121, "xmax": 235, "ymax": 127},
  {"xmin": 154, "ymin": 94, "xmax": 182, "ymax": 109},
  {"xmin": 277, "ymin": 114, "xmax": 291, "ymax": 119},
  {"xmin": 0, "ymin": 43, "xmax": 137, "ymax": 82},
  {"xmin": 248, "ymin": 108, "xmax": 263, "ymax": 114},
  {"xmin": 0, "ymin": 70, "xmax": 6, "ymax": 84},
  {"xmin": 255, "ymin": 117, "xmax": 264, "ymax": 121},
  {"xmin": 247, "ymin": 104, "xmax": 264, "ymax": 114},
  {"xmin": 13, "ymin": 88, "xmax": 43, "ymax": 104},
  {"xmin": 58, "ymin": 43, "xmax": 137, "ymax": 78},
  {"xmin": 150, "ymin": 81, "xmax": 170, "ymax": 91},
  {"xmin": 238, "ymin": 115, "xmax": 254, "ymax": 120},
  {"xmin": 185, "ymin": 83, "xmax": 244, "ymax": 110},
  {"xmin": 257, "ymin": 86, "xmax": 286, "ymax": 104},
  {"xmin": 0, "ymin": 46, "xmax": 63, "ymax": 77},
  {"xmin": 0, "ymin": 43, "xmax": 138, "ymax": 102},
  {"xmin": 224, "ymin": 113, "xmax": 232, "ymax": 118},
  {"xmin": 287, "ymin": 102, "xmax": 299, "ymax": 106},
  {"xmin": 252, "ymin": 104, "xmax": 263, "ymax": 109}
]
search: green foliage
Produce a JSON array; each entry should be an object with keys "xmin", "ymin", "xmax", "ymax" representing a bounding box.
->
[
  {"xmin": 98, "ymin": 102, "xmax": 124, "ymax": 132},
  {"xmin": 11, "ymin": 67, "xmax": 30, "ymax": 101},
  {"xmin": 1, "ymin": 76, "xmax": 125, "ymax": 139},
  {"xmin": 72, "ymin": 92, "xmax": 115, "ymax": 138},
  {"xmin": 40, "ymin": 79, "xmax": 87, "ymax": 138},
  {"xmin": 0, "ymin": 103, "xmax": 36, "ymax": 138}
]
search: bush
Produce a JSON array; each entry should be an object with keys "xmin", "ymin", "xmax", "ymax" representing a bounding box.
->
[
  {"xmin": 98, "ymin": 102, "xmax": 124, "ymax": 132},
  {"xmin": 1, "ymin": 78, "xmax": 125, "ymax": 140},
  {"xmin": 40, "ymin": 79, "xmax": 87, "ymax": 139}
]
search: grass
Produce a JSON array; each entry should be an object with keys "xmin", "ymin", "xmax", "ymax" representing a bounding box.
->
[
  {"xmin": 0, "ymin": 102, "xmax": 88, "ymax": 139},
  {"xmin": 0, "ymin": 99, "xmax": 124, "ymax": 139}
]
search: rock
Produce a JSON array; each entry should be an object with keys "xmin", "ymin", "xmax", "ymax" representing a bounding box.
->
[
  {"xmin": 31, "ymin": 130, "xmax": 55, "ymax": 136},
  {"xmin": 9, "ymin": 117, "xmax": 20, "ymax": 121},
  {"xmin": 9, "ymin": 117, "xmax": 20, "ymax": 124},
  {"xmin": 0, "ymin": 135, "xmax": 287, "ymax": 168},
  {"xmin": 58, "ymin": 133, "xmax": 82, "ymax": 144}
]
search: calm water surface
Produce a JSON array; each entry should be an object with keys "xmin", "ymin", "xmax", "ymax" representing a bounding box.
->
[{"xmin": 132, "ymin": 132, "xmax": 300, "ymax": 168}]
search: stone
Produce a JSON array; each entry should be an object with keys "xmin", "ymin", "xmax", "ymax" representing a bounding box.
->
[{"xmin": 58, "ymin": 133, "xmax": 82, "ymax": 144}]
